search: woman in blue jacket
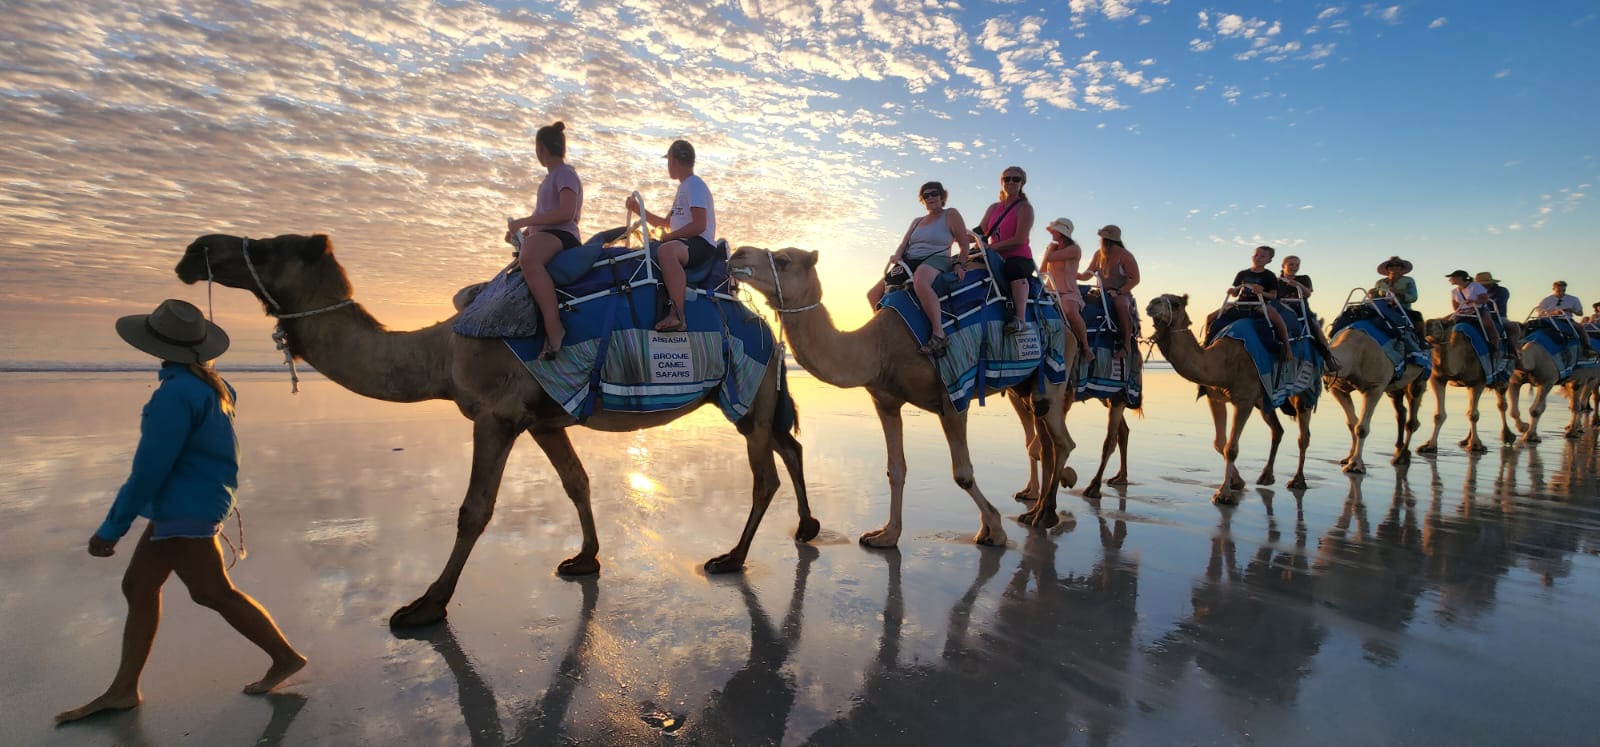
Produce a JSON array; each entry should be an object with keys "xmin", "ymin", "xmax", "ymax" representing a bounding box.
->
[{"xmin": 56, "ymin": 300, "xmax": 305, "ymax": 724}]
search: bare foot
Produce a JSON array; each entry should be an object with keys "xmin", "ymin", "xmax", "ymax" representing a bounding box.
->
[
  {"xmin": 244, "ymin": 654, "xmax": 307, "ymax": 695},
  {"xmin": 540, "ymin": 328, "xmax": 565, "ymax": 361},
  {"xmin": 55, "ymin": 691, "xmax": 141, "ymax": 724}
]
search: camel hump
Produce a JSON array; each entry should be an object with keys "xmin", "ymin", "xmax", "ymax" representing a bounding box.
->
[{"xmin": 454, "ymin": 282, "xmax": 489, "ymax": 312}]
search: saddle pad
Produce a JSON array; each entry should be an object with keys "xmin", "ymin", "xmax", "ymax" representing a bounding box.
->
[
  {"xmin": 1450, "ymin": 322, "xmax": 1512, "ymax": 387},
  {"xmin": 505, "ymin": 288, "xmax": 777, "ymax": 422},
  {"xmin": 1215, "ymin": 318, "xmax": 1322, "ymax": 410},
  {"xmin": 1077, "ymin": 294, "xmax": 1143, "ymax": 408},
  {"xmin": 1339, "ymin": 320, "xmax": 1432, "ymax": 383}
]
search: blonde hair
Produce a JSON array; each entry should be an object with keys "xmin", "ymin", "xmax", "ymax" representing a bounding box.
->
[{"xmin": 185, "ymin": 362, "xmax": 235, "ymax": 415}]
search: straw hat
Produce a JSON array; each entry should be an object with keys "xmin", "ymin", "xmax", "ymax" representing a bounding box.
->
[
  {"xmin": 1047, "ymin": 217, "xmax": 1074, "ymax": 238},
  {"xmin": 1097, "ymin": 224, "xmax": 1122, "ymax": 241},
  {"xmin": 1474, "ymin": 271, "xmax": 1501, "ymax": 284},
  {"xmin": 1377, "ymin": 256, "xmax": 1413, "ymax": 275},
  {"xmin": 116, "ymin": 299, "xmax": 229, "ymax": 363}
]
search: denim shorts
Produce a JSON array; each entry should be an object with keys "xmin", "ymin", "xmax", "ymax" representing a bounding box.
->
[{"xmin": 150, "ymin": 517, "xmax": 223, "ymax": 540}]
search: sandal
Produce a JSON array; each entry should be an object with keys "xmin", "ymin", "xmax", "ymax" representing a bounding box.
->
[{"xmin": 919, "ymin": 334, "xmax": 951, "ymax": 357}]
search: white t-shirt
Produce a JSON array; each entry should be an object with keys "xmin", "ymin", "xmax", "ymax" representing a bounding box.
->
[
  {"xmin": 1451, "ymin": 282, "xmax": 1488, "ymax": 310},
  {"xmin": 669, "ymin": 174, "xmax": 716, "ymax": 243},
  {"xmin": 1539, "ymin": 293, "xmax": 1582, "ymax": 316}
]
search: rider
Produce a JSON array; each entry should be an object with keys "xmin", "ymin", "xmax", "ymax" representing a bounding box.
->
[
  {"xmin": 1278, "ymin": 254, "xmax": 1339, "ymax": 372},
  {"xmin": 627, "ymin": 139, "xmax": 717, "ymax": 333},
  {"xmin": 975, "ymin": 166, "xmax": 1036, "ymax": 335},
  {"xmin": 1539, "ymin": 280, "xmax": 1593, "ymax": 353},
  {"xmin": 1208, "ymin": 245, "xmax": 1293, "ymax": 361},
  {"xmin": 1446, "ymin": 269, "xmax": 1509, "ymax": 364},
  {"xmin": 1084, "ymin": 225, "xmax": 1141, "ymax": 357},
  {"xmin": 1372, "ymin": 255, "xmax": 1422, "ymax": 352},
  {"xmin": 1040, "ymin": 217, "xmax": 1093, "ymax": 362},
  {"xmin": 867, "ymin": 181, "xmax": 972, "ymax": 356}
]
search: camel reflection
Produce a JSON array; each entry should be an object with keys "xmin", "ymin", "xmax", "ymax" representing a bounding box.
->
[
  {"xmin": 807, "ymin": 506, "xmax": 1140, "ymax": 745},
  {"xmin": 1422, "ymin": 454, "xmax": 1516, "ymax": 625},
  {"xmin": 1148, "ymin": 492, "xmax": 1325, "ymax": 705},
  {"xmin": 1313, "ymin": 472, "xmax": 1426, "ymax": 666}
]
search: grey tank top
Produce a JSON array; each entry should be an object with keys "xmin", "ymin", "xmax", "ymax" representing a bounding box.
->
[{"xmin": 905, "ymin": 211, "xmax": 954, "ymax": 262}]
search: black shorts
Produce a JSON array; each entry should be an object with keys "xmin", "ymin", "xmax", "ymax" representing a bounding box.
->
[
  {"xmin": 1002, "ymin": 256, "xmax": 1036, "ymax": 282},
  {"xmin": 682, "ymin": 235, "xmax": 720, "ymax": 267},
  {"xmin": 540, "ymin": 229, "xmax": 581, "ymax": 250}
]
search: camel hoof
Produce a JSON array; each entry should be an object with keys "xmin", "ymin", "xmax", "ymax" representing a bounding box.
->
[
  {"xmin": 1017, "ymin": 508, "xmax": 1059, "ymax": 529},
  {"xmin": 1343, "ymin": 462, "xmax": 1366, "ymax": 475},
  {"xmin": 1564, "ymin": 430, "xmax": 1581, "ymax": 441},
  {"xmin": 1012, "ymin": 488, "xmax": 1037, "ymax": 504},
  {"xmin": 1288, "ymin": 476, "xmax": 1308, "ymax": 490},
  {"xmin": 975, "ymin": 525, "xmax": 1008, "ymax": 547},
  {"xmin": 794, "ymin": 517, "xmax": 821, "ymax": 542},
  {"xmin": 1338, "ymin": 456, "xmax": 1351, "ymax": 466},
  {"xmin": 858, "ymin": 531, "xmax": 899, "ymax": 548},
  {"xmin": 389, "ymin": 598, "xmax": 447, "ymax": 628},
  {"xmin": 1212, "ymin": 490, "xmax": 1241, "ymax": 505},
  {"xmin": 1417, "ymin": 442, "xmax": 1437, "ymax": 454},
  {"xmin": 1230, "ymin": 476, "xmax": 1247, "ymax": 490},
  {"xmin": 703, "ymin": 553, "xmax": 746, "ymax": 574},
  {"xmin": 1082, "ymin": 481, "xmax": 1103, "ymax": 500},
  {"xmin": 1060, "ymin": 466, "xmax": 1079, "ymax": 489},
  {"xmin": 1470, "ymin": 442, "xmax": 1488, "ymax": 454},
  {"xmin": 1106, "ymin": 473, "xmax": 1129, "ymax": 487},
  {"xmin": 1524, "ymin": 434, "xmax": 1542, "ymax": 444},
  {"xmin": 1257, "ymin": 474, "xmax": 1275, "ymax": 486},
  {"xmin": 1393, "ymin": 449, "xmax": 1411, "ymax": 465},
  {"xmin": 556, "ymin": 554, "xmax": 601, "ymax": 577}
]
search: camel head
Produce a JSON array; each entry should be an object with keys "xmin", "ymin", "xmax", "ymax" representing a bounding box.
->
[
  {"xmin": 176, "ymin": 233, "xmax": 352, "ymax": 315},
  {"xmin": 727, "ymin": 246, "xmax": 823, "ymax": 310},
  {"xmin": 1422, "ymin": 317, "xmax": 1452, "ymax": 345},
  {"xmin": 1144, "ymin": 293, "xmax": 1191, "ymax": 330}
]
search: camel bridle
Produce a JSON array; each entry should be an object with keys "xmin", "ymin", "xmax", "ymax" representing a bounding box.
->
[{"xmin": 762, "ymin": 250, "xmax": 819, "ymax": 315}]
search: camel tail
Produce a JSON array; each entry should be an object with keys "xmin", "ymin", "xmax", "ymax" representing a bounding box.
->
[{"xmin": 776, "ymin": 381, "xmax": 801, "ymax": 436}]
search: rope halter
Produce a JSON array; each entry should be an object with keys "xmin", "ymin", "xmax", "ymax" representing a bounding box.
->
[{"xmin": 212, "ymin": 237, "xmax": 356, "ymax": 393}]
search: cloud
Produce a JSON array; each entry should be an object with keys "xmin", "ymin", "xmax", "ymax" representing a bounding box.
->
[{"xmin": 1429, "ymin": 17, "xmax": 1447, "ymax": 29}]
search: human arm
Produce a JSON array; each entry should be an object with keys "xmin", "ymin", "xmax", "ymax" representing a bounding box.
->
[
  {"xmin": 1114, "ymin": 252, "xmax": 1141, "ymax": 295},
  {"xmin": 945, "ymin": 208, "xmax": 972, "ymax": 257},
  {"xmin": 510, "ymin": 188, "xmax": 578, "ymax": 231},
  {"xmin": 94, "ymin": 385, "xmax": 192, "ymax": 544},
  {"xmin": 1396, "ymin": 277, "xmax": 1418, "ymax": 306},
  {"xmin": 657, "ymin": 206, "xmax": 706, "ymax": 244}
]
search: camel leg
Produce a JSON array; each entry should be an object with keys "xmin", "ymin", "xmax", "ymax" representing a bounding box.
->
[
  {"xmin": 1083, "ymin": 403, "xmax": 1124, "ymax": 499},
  {"xmin": 1522, "ymin": 382, "xmax": 1549, "ymax": 443},
  {"xmin": 1391, "ymin": 382, "xmax": 1422, "ymax": 464},
  {"xmin": 1417, "ymin": 375, "xmax": 1448, "ymax": 454},
  {"xmin": 391, "ymin": 417, "xmax": 520, "ymax": 627},
  {"xmin": 1287, "ymin": 405, "xmax": 1312, "ymax": 490},
  {"xmin": 1019, "ymin": 387, "xmax": 1071, "ymax": 529},
  {"xmin": 1216, "ymin": 404, "xmax": 1252, "ymax": 502},
  {"xmin": 772, "ymin": 427, "xmax": 820, "ymax": 541},
  {"xmin": 1350, "ymin": 387, "xmax": 1381, "ymax": 474},
  {"xmin": 1257, "ymin": 403, "xmax": 1284, "ymax": 486},
  {"xmin": 862, "ymin": 395, "xmax": 907, "ymax": 548},
  {"xmin": 936, "ymin": 409, "xmax": 1008, "ymax": 547},
  {"xmin": 705, "ymin": 416, "xmax": 783, "ymax": 573},
  {"xmin": 1208, "ymin": 393, "xmax": 1228, "ymax": 456},
  {"xmin": 1461, "ymin": 385, "xmax": 1488, "ymax": 453},
  {"xmin": 1007, "ymin": 391, "xmax": 1042, "ymax": 503},
  {"xmin": 1331, "ymin": 386, "xmax": 1361, "ymax": 468},
  {"xmin": 1107, "ymin": 418, "xmax": 1131, "ymax": 485},
  {"xmin": 1508, "ymin": 375, "xmax": 1529, "ymax": 435},
  {"xmin": 528, "ymin": 429, "xmax": 600, "ymax": 576}
]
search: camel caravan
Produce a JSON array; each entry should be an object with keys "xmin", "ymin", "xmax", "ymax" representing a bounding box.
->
[{"xmin": 167, "ymin": 163, "xmax": 1598, "ymax": 626}]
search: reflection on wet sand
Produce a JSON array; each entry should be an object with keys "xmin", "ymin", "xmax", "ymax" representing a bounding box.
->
[{"xmin": 1314, "ymin": 472, "xmax": 1426, "ymax": 666}]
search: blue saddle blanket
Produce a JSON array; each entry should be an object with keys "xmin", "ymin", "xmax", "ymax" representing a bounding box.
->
[
  {"xmin": 1525, "ymin": 322, "xmax": 1594, "ymax": 382},
  {"xmin": 1334, "ymin": 320, "xmax": 1433, "ymax": 382},
  {"xmin": 1214, "ymin": 317, "xmax": 1323, "ymax": 410},
  {"xmin": 500, "ymin": 286, "xmax": 778, "ymax": 422},
  {"xmin": 1076, "ymin": 293, "xmax": 1142, "ymax": 409},
  {"xmin": 878, "ymin": 251, "xmax": 1067, "ymax": 412},
  {"xmin": 1451, "ymin": 321, "xmax": 1513, "ymax": 387}
]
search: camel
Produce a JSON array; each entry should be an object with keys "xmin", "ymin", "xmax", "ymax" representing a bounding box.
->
[
  {"xmin": 1508, "ymin": 337, "xmax": 1600, "ymax": 442},
  {"xmin": 1145, "ymin": 294, "xmax": 1314, "ymax": 501},
  {"xmin": 726, "ymin": 246, "xmax": 1076, "ymax": 539},
  {"xmin": 1417, "ymin": 317, "xmax": 1512, "ymax": 454},
  {"xmin": 174, "ymin": 233, "xmax": 818, "ymax": 627},
  {"xmin": 1323, "ymin": 325, "xmax": 1427, "ymax": 473}
]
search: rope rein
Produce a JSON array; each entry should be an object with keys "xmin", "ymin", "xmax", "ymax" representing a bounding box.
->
[{"xmin": 210, "ymin": 237, "xmax": 355, "ymax": 394}]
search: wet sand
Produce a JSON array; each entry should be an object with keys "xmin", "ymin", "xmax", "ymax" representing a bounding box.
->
[{"xmin": 3, "ymin": 368, "xmax": 1599, "ymax": 745}]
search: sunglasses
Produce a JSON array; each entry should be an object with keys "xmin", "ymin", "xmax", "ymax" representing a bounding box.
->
[
  {"xmin": 1002, "ymin": 176, "xmax": 1023, "ymax": 183},
  {"xmin": 921, "ymin": 191, "xmax": 943, "ymax": 200}
]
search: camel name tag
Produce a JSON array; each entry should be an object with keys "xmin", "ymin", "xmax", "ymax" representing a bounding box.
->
[
  {"xmin": 649, "ymin": 332, "xmax": 693, "ymax": 382},
  {"xmin": 1013, "ymin": 328, "xmax": 1041, "ymax": 359}
]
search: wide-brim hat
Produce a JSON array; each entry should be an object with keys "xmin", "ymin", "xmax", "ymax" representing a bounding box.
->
[
  {"xmin": 1474, "ymin": 271, "xmax": 1501, "ymax": 284},
  {"xmin": 1377, "ymin": 256, "xmax": 1413, "ymax": 275},
  {"xmin": 116, "ymin": 299, "xmax": 229, "ymax": 363},
  {"xmin": 1047, "ymin": 217, "xmax": 1074, "ymax": 238},
  {"xmin": 1097, "ymin": 224, "xmax": 1122, "ymax": 241}
]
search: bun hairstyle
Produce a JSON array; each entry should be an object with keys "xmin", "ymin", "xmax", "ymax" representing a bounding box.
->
[{"xmin": 536, "ymin": 121, "xmax": 567, "ymax": 159}]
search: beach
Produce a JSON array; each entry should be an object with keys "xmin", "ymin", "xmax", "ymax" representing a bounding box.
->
[{"xmin": 3, "ymin": 367, "xmax": 1599, "ymax": 745}]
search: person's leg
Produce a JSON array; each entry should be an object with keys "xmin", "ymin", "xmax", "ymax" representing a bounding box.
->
[
  {"xmin": 1114, "ymin": 295, "xmax": 1134, "ymax": 356},
  {"xmin": 170, "ymin": 536, "xmax": 305, "ymax": 694},
  {"xmin": 1007, "ymin": 278, "xmax": 1030, "ymax": 332},
  {"xmin": 913, "ymin": 264, "xmax": 944, "ymax": 339},
  {"xmin": 655, "ymin": 240, "xmax": 689, "ymax": 331},
  {"xmin": 1479, "ymin": 309, "xmax": 1500, "ymax": 350},
  {"xmin": 1266, "ymin": 306, "xmax": 1293, "ymax": 360},
  {"xmin": 55, "ymin": 526, "xmax": 173, "ymax": 723},
  {"xmin": 517, "ymin": 232, "xmax": 567, "ymax": 358},
  {"xmin": 1064, "ymin": 301, "xmax": 1093, "ymax": 362},
  {"xmin": 867, "ymin": 278, "xmax": 887, "ymax": 309}
]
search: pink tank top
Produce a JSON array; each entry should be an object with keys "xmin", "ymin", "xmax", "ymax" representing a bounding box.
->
[{"xmin": 981, "ymin": 199, "xmax": 1031, "ymax": 261}]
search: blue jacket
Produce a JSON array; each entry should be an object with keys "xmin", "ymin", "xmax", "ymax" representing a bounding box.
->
[{"xmin": 96, "ymin": 364, "xmax": 240, "ymax": 541}]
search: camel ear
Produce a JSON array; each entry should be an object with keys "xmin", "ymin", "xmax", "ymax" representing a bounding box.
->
[
  {"xmin": 299, "ymin": 234, "xmax": 330, "ymax": 260},
  {"xmin": 804, "ymin": 249, "xmax": 818, "ymax": 266}
]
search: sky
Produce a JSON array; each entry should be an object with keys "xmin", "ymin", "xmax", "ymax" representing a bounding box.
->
[{"xmin": 2, "ymin": 0, "xmax": 1596, "ymax": 364}]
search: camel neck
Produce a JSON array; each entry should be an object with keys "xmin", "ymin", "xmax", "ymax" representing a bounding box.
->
[
  {"xmin": 280, "ymin": 304, "xmax": 454, "ymax": 402},
  {"xmin": 1153, "ymin": 319, "xmax": 1235, "ymax": 388},
  {"xmin": 780, "ymin": 305, "xmax": 885, "ymax": 389}
]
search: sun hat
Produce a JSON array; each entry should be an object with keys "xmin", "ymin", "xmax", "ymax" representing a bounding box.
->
[
  {"xmin": 116, "ymin": 299, "xmax": 229, "ymax": 363},
  {"xmin": 1047, "ymin": 217, "xmax": 1074, "ymax": 238},
  {"xmin": 1097, "ymin": 225, "xmax": 1122, "ymax": 241},
  {"xmin": 1474, "ymin": 271, "xmax": 1501, "ymax": 284},
  {"xmin": 1377, "ymin": 256, "xmax": 1413, "ymax": 275},
  {"xmin": 1445, "ymin": 269, "xmax": 1472, "ymax": 282},
  {"xmin": 664, "ymin": 139, "xmax": 695, "ymax": 164}
]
